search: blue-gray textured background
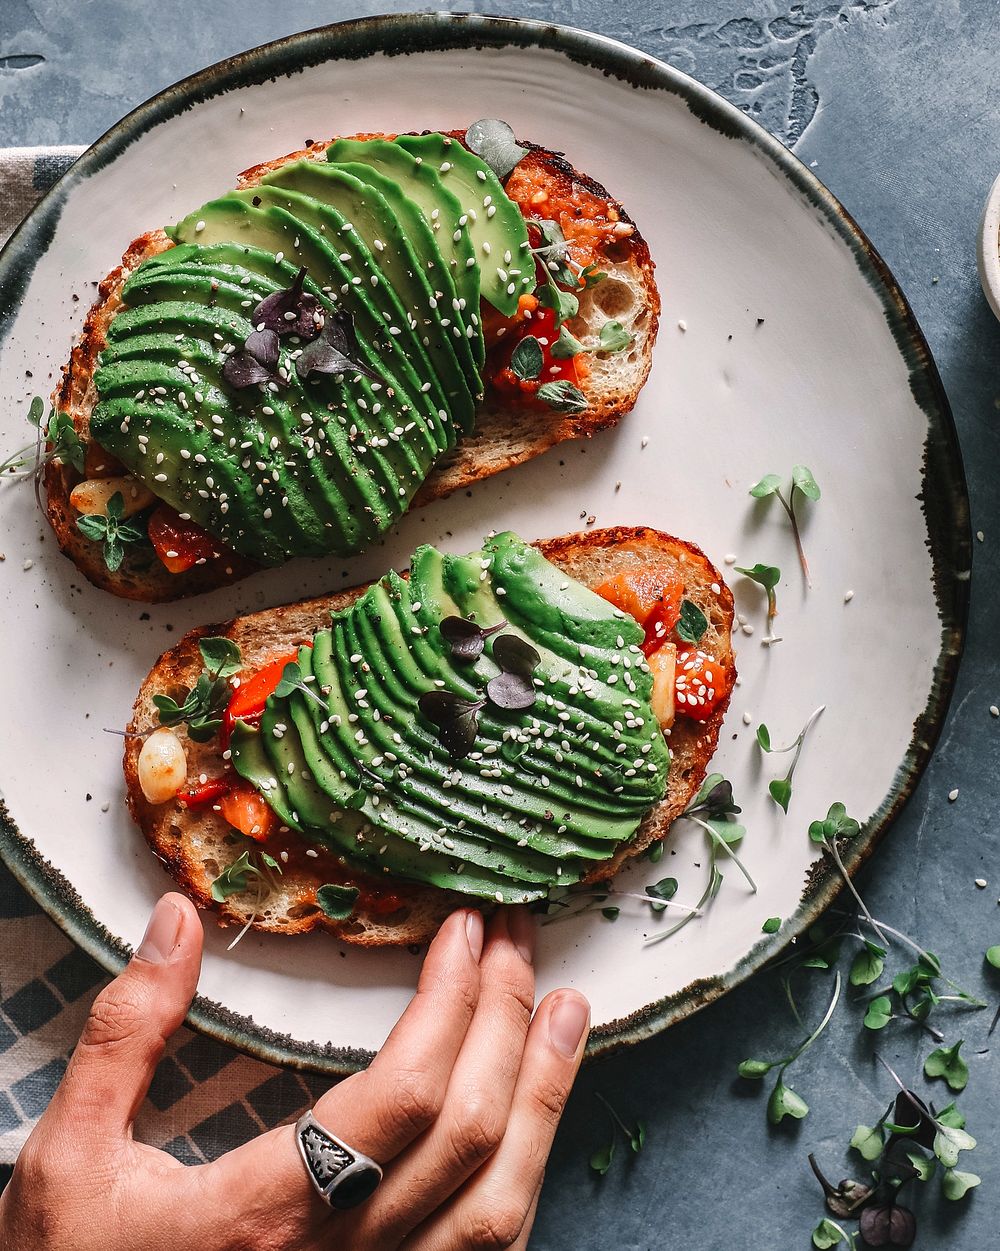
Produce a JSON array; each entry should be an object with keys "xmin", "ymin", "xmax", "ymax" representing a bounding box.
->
[{"xmin": 2, "ymin": 2, "xmax": 999, "ymax": 1247}]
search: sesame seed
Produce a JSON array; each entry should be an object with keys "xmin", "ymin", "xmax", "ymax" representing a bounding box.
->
[{"xmin": 948, "ymin": 788, "xmax": 959, "ymax": 802}]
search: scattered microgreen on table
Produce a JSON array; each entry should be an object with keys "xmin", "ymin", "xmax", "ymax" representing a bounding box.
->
[
  {"xmin": 735, "ymin": 562, "xmax": 782, "ymax": 643},
  {"xmin": 589, "ymin": 1092, "xmax": 646, "ymax": 1176},
  {"xmin": 757, "ymin": 706, "xmax": 825, "ymax": 812},
  {"xmin": 749, "ymin": 465, "xmax": 821, "ymax": 587}
]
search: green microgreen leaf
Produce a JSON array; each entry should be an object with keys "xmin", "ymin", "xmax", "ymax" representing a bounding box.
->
[
  {"xmin": 905, "ymin": 1150, "xmax": 936, "ymax": 1182},
  {"xmin": 75, "ymin": 490, "xmax": 146, "ymax": 573},
  {"xmin": 850, "ymin": 941, "xmax": 887, "ymax": 987},
  {"xmin": 510, "ymin": 334, "xmax": 544, "ymax": 381},
  {"xmin": 767, "ymin": 1077, "xmax": 809, "ymax": 1124},
  {"xmin": 941, "ymin": 1167, "xmax": 981, "ymax": 1200},
  {"xmin": 598, "ymin": 320, "xmax": 633, "ymax": 352},
  {"xmin": 812, "ymin": 1217, "xmax": 849, "ymax": 1249},
  {"xmin": 536, "ymin": 379, "xmax": 588, "ymax": 414},
  {"xmin": 933, "ymin": 1123, "xmax": 976, "ymax": 1168},
  {"xmin": 762, "ymin": 917, "xmax": 781, "ymax": 934},
  {"xmin": 209, "ymin": 849, "xmax": 281, "ymax": 903},
  {"xmin": 924, "ymin": 1040, "xmax": 969, "ymax": 1092},
  {"xmin": 198, "ymin": 636, "xmax": 242, "ymax": 679},
  {"xmin": 646, "ymin": 841, "xmax": 665, "ymax": 863},
  {"xmin": 579, "ymin": 263, "xmax": 607, "ymax": 288},
  {"xmin": 756, "ymin": 723, "xmax": 772, "ymax": 752},
  {"xmin": 645, "ymin": 876, "xmax": 678, "ymax": 913},
  {"xmin": 735, "ymin": 563, "xmax": 781, "ymax": 631},
  {"xmin": 315, "ymin": 883, "xmax": 360, "ymax": 920},
  {"xmin": 985, "ymin": 945, "xmax": 1000, "ymax": 969},
  {"xmin": 936, "ymin": 1102, "xmax": 966, "ymax": 1130},
  {"xmin": 864, "ymin": 996, "xmax": 894, "ymax": 1030},
  {"xmin": 809, "ymin": 803, "xmax": 861, "ymax": 843},
  {"xmin": 550, "ymin": 324, "xmax": 587, "ymax": 359},
  {"xmin": 738, "ymin": 1058, "xmax": 775, "ymax": 1079},
  {"xmin": 849, "ymin": 1123, "xmax": 885, "ymax": 1161},
  {"xmin": 792, "ymin": 464, "xmax": 822, "ymax": 502},
  {"xmin": 601, "ymin": 906, "xmax": 620, "ymax": 921},
  {"xmin": 464, "ymin": 118, "xmax": 528, "ymax": 179},
  {"xmin": 675, "ymin": 598, "xmax": 708, "ymax": 645},
  {"xmin": 769, "ymin": 778, "xmax": 792, "ymax": 812},
  {"xmin": 749, "ymin": 473, "xmax": 783, "ymax": 499},
  {"xmin": 537, "ymin": 279, "xmax": 579, "ymax": 325},
  {"xmin": 589, "ymin": 1142, "xmax": 615, "ymax": 1175}
]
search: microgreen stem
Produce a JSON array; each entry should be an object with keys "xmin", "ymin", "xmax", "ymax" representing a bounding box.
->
[
  {"xmin": 644, "ymin": 857, "xmax": 723, "ymax": 946},
  {"xmin": 779, "ymin": 489, "xmax": 812, "ymax": 589},
  {"xmin": 686, "ymin": 813, "xmax": 757, "ymax": 892},
  {"xmin": 782, "ymin": 973, "xmax": 807, "ymax": 1031},
  {"xmin": 860, "ymin": 917, "xmax": 985, "ymax": 1005},
  {"xmin": 226, "ymin": 879, "xmax": 265, "ymax": 952},
  {"xmin": 595, "ymin": 1092, "xmax": 632, "ymax": 1139},
  {"xmin": 789, "ymin": 970, "xmax": 842, "ymax": 1065},
  {"xmin": 822, "ymin": 838, "xmax": 890, "ymax": 948},
  {"xmin": 542, "ymin": 887, "xmax": 702, "ymax": 926}
]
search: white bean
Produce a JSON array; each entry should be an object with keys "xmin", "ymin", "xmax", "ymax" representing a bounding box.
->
[
  {"xmin": 70, "ymin": 474, "xmax": 155, "ymax": 518},
  {"xmin": 648, "ymin": 643, "xmax": 677, "ymax": 729},
  {"xmin": 137, "ymin": 728, "xmax": 187, "ymax": 804}
]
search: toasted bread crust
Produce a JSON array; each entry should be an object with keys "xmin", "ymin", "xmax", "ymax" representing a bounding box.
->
[
  {"xmin": 47, "ymin": 133, "xmax": 659, "ymax": 601},
  {"xmin": 124, "ymin": 527, "xmax": 734, "ymax": 947}
]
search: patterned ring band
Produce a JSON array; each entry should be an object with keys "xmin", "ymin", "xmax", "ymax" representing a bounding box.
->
[{"xmin": 295, "ymin": 1109, "xmax": 384, "ymax": 1210}]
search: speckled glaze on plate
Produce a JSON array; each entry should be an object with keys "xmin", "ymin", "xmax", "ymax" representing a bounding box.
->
[{"xmin": 0, "ymin": 13, "xmax": 968, "ymax": 1073}]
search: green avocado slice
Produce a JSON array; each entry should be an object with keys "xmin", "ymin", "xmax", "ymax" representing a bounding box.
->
[
  {"xmin": 324, "ymin": 137, "xmax": 483, "ymax": 364},
  {"xmin": 334, "ymin": 160, "xmax": 484, "ymax": 377},
  {"xmin": 256, "ymin": 161, "xmax": 479, "ymax": 430},
  {"xmin": 168, "ymin": 196, "xmax": 450, "ymax": 446},
  {"xmin": 392, "ymin": 134, "xmax": 534, "ymax": 317}
]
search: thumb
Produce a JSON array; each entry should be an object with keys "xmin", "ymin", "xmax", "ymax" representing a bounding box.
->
[{"xmin": 49, "ymin": 892, "xmax": 203, "ymax": 1138}]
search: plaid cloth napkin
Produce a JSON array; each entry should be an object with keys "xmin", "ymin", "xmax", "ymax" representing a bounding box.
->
[{"xmin": 0, "ymin": 148, "xmax": 328, "ymax": 1176}]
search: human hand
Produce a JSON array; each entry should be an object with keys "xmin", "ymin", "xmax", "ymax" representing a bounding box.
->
[{"xmin": 0, "ymin": 893, "xmax": 589, "ymax": 1250}]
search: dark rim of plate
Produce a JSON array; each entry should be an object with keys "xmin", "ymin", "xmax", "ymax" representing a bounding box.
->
[{"xmin": 0, "ymin": 12, "xmax": 970, "ymax": 1075}]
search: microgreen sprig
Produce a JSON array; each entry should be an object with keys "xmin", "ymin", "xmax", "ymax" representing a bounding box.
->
[
  {"xmin": 757, "ymin": 705, "xmax": 825, "ymax": 812},
  {"xmin": 1, "ymin": 397, "xmax": 85, "ymax": 490},
  {"xmin": 551, "ymin": 320, "xmax": 634, "ymax": 358},
  {"xmin": 152, "ymin": 636, "xmax": 242, "ymax": 742},
  {"xmin": 75, "ymin": 490, "xmax": 147, "ymax": 573},
  {"xmin": 643, "ymin": 774, "xmax": 748, "ymax": 947},
  {"xmin": 210, "ymin": 847, "xmax": 284, "ymax": 951},
  {"xmin": 734, "ymin": 563, "xmax": 782, "ymax": 643},
  {"xmin": 749, "ymin": 466, "xmax": 821, "ymax": 588},
  {"xmin": 738, "ymin": 971, "xmax": 842, "ymax": 1124},
  {"xmin": 589, "ymin": 1091, "xmax": 646, "ymax": 1175}
]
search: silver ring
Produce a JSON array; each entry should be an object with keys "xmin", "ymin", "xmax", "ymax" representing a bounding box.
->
[{"xmin": 295, "ymin": 1109, "xmax": 384, "ymax": 1210}]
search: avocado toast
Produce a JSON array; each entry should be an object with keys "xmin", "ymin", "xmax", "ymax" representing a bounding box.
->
[
  {"xmin": 45, "ymin": 125, "xmax": 659, "ymax": 601},
  {"xmin": 125, "ymin": 527, "xmax": 735, "ymax": 946}
]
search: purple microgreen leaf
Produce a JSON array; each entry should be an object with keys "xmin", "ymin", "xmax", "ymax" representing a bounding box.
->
[
  {"xmin": 252, "ymin": 266, "xmax": 323, "ymax": 340},
  {"xmin": 418, "ymin": 691, "xmax": 484, "ymax": 760},
  {"xmin": 223, "ymin": 326, "xmax": 282, "ymax": 389},
  {"xmin": 490, "ymin": 632, "xmax": 540, "ymax": 679},
  {"xmin": 858, "ymin": 1204, "xmax": 916, "ymax": 1248},
  {"xmin": 485, "ymin": 671, "xmax": 536, "ymax": 711},
  {"xmin": 439, "ymin": 615, "xmax": 509, "ymax": 661},
  {"xmin": 295, "ymin": 307, "xmax": 381, "ymax": 384}
]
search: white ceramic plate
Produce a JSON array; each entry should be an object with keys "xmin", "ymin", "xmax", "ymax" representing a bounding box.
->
[{"xmin": 0, "ymin": 15, "xmax": 968, "ymax": 1071}]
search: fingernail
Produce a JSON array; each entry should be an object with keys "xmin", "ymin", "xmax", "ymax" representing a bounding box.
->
[
  {"xmin": 136, "ymin": 896, "xmax": 183, "ymax": 964},
  {"xmin": 466, "ymin": 909, "xmax": 484, "ymax": 962},
  {"xmin": 506, "ymin": 906, "xmax": 536, "ymax": 965},
  {"xmin": 549, "ymin": 993, "xmax": 590, "ymax": 1058}
]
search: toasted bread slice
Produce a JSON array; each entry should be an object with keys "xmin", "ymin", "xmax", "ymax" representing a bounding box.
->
[
  {"xmin": 46, "ymin": 135, "xmax": 659, "ymax": 601},
  {"xmin": 124, "ymin": 527, "xmax": 734, "ymax": 947}
]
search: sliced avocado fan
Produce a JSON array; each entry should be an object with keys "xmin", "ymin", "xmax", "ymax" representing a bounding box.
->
[
  {"xmin": 89, "ymin": 134, "xmax": 533, "ymax": 565},
  {"xmin": 230, "ymin": 533, "xmax": 670, "ymax": 904}
]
